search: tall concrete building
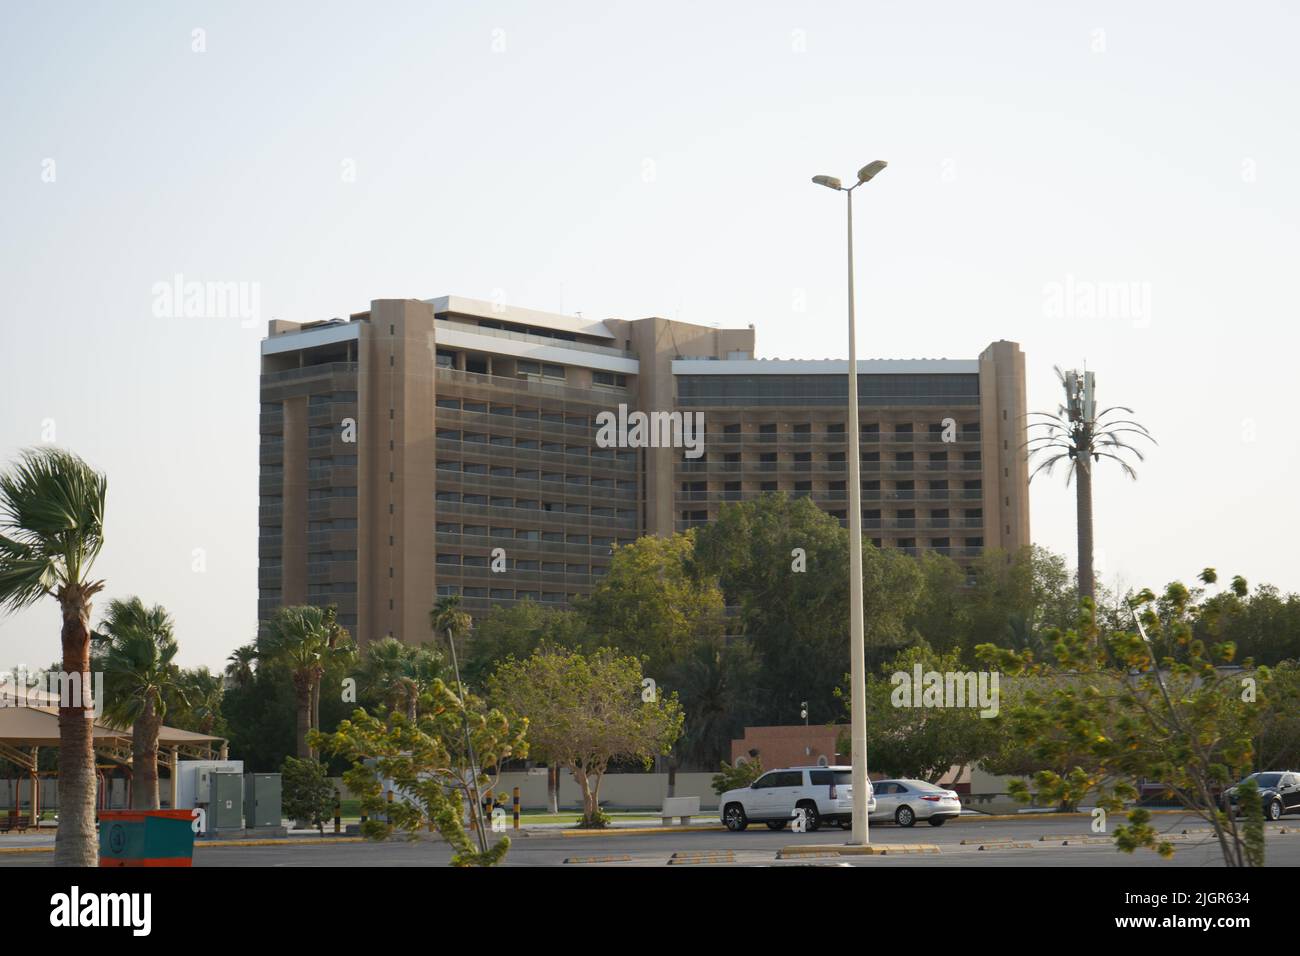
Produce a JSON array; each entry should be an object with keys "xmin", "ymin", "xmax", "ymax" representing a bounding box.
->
[{"xmin": 259, "ymin": 296, "xmax": 1029, "ymax": 644}]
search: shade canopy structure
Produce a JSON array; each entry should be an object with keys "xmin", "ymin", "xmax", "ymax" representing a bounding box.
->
[
  {"xmin": 0, "ymin": 704, "xmax": 225, "ymax": 750},
  {"xmin": 0, "ymin": 704, "xmax": 228, "ymax": 821},
  {"xmin": 0, "ymin": 681, "xmax": 63, "ymax": 709},
  {"xmin": 0, "ymin": 706, "xmax": 130, "ymax": 747}
]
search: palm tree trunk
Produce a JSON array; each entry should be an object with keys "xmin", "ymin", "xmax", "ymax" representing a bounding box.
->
[
  {"xmin": 55, "ymin": 596, "xmax": 98, "ymax": 866},
  {"xmin": 1076, "ymin": 442, "xmax": 1095, "ymax": 603},
  {"xmin": 131, "ymin": 702, "xmax": 161, "ymax": 809},
  {"xmin": 295, "ymin": 679, "xmax": 313, "ymax": 760},
  {"xmin": 311, "ymin": 680, "xmax": 321, "ymax": 760}
]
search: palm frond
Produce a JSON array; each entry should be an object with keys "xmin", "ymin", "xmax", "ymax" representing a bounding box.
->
[
  {"xmin": 1094, "ymin": 439, "xmax": 1147, "ymax": 462},
  {"xmin": 1093, "ymin": 451, "xmax": 1139, "ymax": 480},
  {"xmin": 1029, "ymin": 453, "xmax": 1070, "ymax": 482},
  {"xmin": 0, "ymin": 448, "xmax": 107, "ymax": 609}
]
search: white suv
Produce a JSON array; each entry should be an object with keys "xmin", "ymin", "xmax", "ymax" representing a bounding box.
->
[{"xmin": 719, "ymin": 766, "xmax": 876, "ymax": 832}]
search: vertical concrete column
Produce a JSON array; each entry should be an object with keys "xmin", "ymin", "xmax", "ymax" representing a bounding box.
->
[
  {"xmin": 978, "ymin": 341, "xmax": 1031, "ymax": 555},
  {"xmin": 364, "ymin": 300, "xmax": 438, "ymax": 643},
  {"xmin": 168, "ymin": 747, "xmax": 179, "ymax": 810}
]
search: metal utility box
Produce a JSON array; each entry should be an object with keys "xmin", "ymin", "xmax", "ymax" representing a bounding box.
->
[
  {"xmin": 244, "ymin": 773, "xmax": 282, "ymax": 828},
  {"xmin": 209, "ymin": 772, "xmax": 243, "ymax": 830},
  {"xmin": 176, "ymin": 760, "xmax": 243, "ymax": 811}
]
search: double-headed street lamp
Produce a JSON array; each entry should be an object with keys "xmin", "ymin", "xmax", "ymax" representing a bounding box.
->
[{"xmin": 812, "ymin": 159, "xmax": 888, "ymax": 846}]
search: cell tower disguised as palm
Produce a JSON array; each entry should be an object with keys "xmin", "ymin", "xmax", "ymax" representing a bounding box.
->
[{"xmin": 1026, "ymin": 367, "xmax": 1155, "ymax": 602}]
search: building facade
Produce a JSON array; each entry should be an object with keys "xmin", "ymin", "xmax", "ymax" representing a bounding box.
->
[{"xmin": 259, "ymin": 296, "xmax": 1029, "ymax": 644}]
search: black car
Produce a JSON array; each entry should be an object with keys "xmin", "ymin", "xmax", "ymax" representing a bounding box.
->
[{"xmin": 1222, "ymin": 771, "xmax": 1300, "ymax": 821}]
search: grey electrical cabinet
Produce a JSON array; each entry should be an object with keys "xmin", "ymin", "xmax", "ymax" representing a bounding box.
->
[
  {"xmin": 210, "ymin": 772, "xmax": 244, "ymax": 830},
  {"xmin": 244, "ymin": 773, "xmax": 282, "ymax": 828}
]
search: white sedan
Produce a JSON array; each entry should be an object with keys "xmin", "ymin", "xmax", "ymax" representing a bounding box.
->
[{"xmin": 869, "ymin": 779, "xmax": 962, "ymax": 827}]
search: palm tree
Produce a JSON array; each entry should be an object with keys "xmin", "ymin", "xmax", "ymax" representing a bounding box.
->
[
  {"xmin": 359, "ymin": 637, "xmax": 443, "ymax": 723},
  {"xmin": 310, "ymin": 606, "xmax": 354, "ymax": 748},
  {"xmin": 259, "ymin": 605, "xmax": 349, "ymax": 759},
  {"xmin": 430, "ymin": 596, "xmax": 487, "ymax": 848},
  {"xmin": 94, "ymin": 598, "xmax": 186, "ymax": 809},
  {"xmin": 0, "ymin": 448, "xmax": 107, "ymax": 866},
  {"xmin": 671, "ymin": 635, "xmax": 758, "ymax": 770},
  {"xmin": 1026, "ymin": 367, "xmax": 1156, "ymax": 602},
  {"xmin": 431, "ymin": 596, "xmax": 474, "ymax": 686},
  {"xmin": 176, "ymin": 667, "xmax": 225, "ymax": 735},
  {"xmin": 224, "ymin": 644, "xmax": 258, "ymax": 689}
]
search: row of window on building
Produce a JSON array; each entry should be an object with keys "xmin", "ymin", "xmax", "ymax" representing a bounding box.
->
[
  {"xmin": 437, "ymin": 460, "xmax": 636, "ymax": 491},
  {"xmin": 435, "ymin": 523, "xmax": 632, "ymax": 548},
  {"xmin": 436, "ymin": 583, "xmax": 577, "ymax": 603},
  {"xmin": 435, "ymin": 491, "xmax": 636, "ymax": 521},
  {"xmin": 435, "ymin": 554, "xmax": 610, "ymax": 575}
]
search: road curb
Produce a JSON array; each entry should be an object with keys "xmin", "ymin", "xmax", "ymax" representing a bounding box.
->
[
  {"xmin": 564, "ymin": 854, "xmax": 633, "ymax": 864},
  {"xmin": 0, "ymin": 836, "xmax": 368, "ymax": 856},
  {"xmin": 555, "ymin": 825, "xmax": 728, "ymax": 838},
  {"xmin": 198, "ymin": 837, "xmax": 365, "ymax": 848},
  {"xmin": 956, "ymin": 808, "xmax": 1189, "ymax": 822},
  {"xmin": 778, "ymin": 843, "xmax": 939, "ymax": 857},
  {"xmin": 668, "ymin": 850, "xmax": 738, "ymax": 865}
]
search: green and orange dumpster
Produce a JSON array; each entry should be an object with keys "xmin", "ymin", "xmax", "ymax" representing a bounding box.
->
[{"xmin": 98, "ymin": 809, "xmax": 195, "ymax": 867}]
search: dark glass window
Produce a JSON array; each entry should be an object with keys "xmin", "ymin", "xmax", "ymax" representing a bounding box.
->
[{"xmin": 677, "ymin": 373, "xmax": 980, "ymax": 407}]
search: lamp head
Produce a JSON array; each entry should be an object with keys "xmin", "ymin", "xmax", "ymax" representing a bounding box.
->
[
  {"xmin": 857, "ymin": 160, "xmax": 888, "ymax": 183},
  {"xmin": 811, "ymin": 175, "xmax": 842, "ymax": 191}
]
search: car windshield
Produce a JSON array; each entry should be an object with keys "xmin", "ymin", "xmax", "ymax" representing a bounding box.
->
[{"xmin": 1246, "ymin": 773, "xmax": 1283, "ymax": 788}]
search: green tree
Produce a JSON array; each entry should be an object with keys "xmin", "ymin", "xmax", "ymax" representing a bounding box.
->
[
  {"xmin": 669, "ymin": 634, "xmax": 761, "ymax": 770},
  {"xmin": 359, "ymin": 637, "xmax": 443, "ymax": 723},
  {"xmin": 712, "ymin": 756, "xmax": 763, "ymax": 796},
  {"xmin": 224, "ymin": 643, "xmax": 258, "ymax": 688},
  {"xmin": 281, "ymin": 755, "xmax": 335, "ymax": 834},
  {"xmin": 173, "ymin": 666, "xmax": 226, "ymax": 737},
  {"xmin": 836, "ymin": 646, "xmax": 1002, "ymax": 782},
  {"xmin": 695, "ymin": 493, "xmax": 924, "ymax": 725},
  {"xmin": 0, "ymin": 448, "xmax": 108, "ymax": 865},
  {"xmin": 908, "ymin": 550, "xmax": 971, "ymax": 656},
  {"xmin": 575, "ymin": 532, "xmax": 724, "ymax": 679},
  {"xmin": 93, "ymin": 597, "xmax": 188, "ymax": 809},
  {"xmin": 489, "ymin": 646, "xmax": 683, "ymax": 828},
  {"xmin": 219, "ymin": 655, "xmax": 297, "ymax": 771},
  {"xmin": 1215, "ymin": 584, "xmax": 1300, "ymax": 666},
  {"xmin": 462, "ymin": 599, "xmax": 585, "ymax": 687},
  {"xmin": 1255, "ymin": 660, "xmax": 1300, "ymax": 769},
  {"xmin": 429, "ymin": 594, "xmax": 485, "ymax": 812},
  {"xmin": 311, "ymin": 606, "xmax": 354, "ymax": 751},
  {"xmin": 259, "ymin": 605, "xmax": 352, "ymax": 759},
  {"xmin": 313, "ymin": 678, "xmax": 527, "ymax": 866},
  {"xmin": 1026, "ymin": 367, "xmax": 1156, "ymax": 602},
  {"xmin": 977, "ymin": 569, "xmax": 1266, "ymax": 866}
]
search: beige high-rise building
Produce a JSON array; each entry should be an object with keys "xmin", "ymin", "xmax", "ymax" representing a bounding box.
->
[{"xmin": 259, "ymin": 296, "xmax": 1029, "ymax": 644}]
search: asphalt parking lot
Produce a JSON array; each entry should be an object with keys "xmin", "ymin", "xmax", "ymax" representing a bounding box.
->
[{"xmin": 6, "ymin": 811, "xmax": 1296, "ymax": 866}]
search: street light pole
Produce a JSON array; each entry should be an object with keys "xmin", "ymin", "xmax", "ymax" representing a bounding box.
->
[{"xmin": 813, "ymin": 160, "xmax": 887, "ymax": 846}]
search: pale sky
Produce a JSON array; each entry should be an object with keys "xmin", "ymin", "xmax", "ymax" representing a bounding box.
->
[{"xmin": 2, "ymin": 1, "xmax": 1297, "ymax": 669}]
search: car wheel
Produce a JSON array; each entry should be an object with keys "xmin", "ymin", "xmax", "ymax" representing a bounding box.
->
[
  {"xmin": 724, "ymin": 804, "xmax": 748, "ymax": 832},
  {"xmin": 796, "ymin": 801, "xmax": 821, "ymax": 832},
  {"xmin": 895, "ymin": 805, "xmax": 916, "ymax": 828},
  {"xmin": 1269, "ymin": 799, "xmax": 1283, "ymax": 822},
  {"xmin": 927, "ymin": 816, "xmax": 947, "ymax": 827},
  {"xmin": 766, "ymin": 820, "xmax": 788, "ymax": 830}
]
